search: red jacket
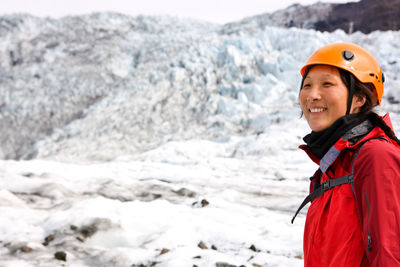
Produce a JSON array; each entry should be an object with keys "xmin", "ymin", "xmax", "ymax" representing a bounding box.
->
[{"xmin": 300, "ymin": 114, "xmax": 400, "ymax": 267}]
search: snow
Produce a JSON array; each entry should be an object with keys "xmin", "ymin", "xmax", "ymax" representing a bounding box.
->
[
  {"xmin": 0, "ymin": 11, "xmax": 399, "ymax": 267},
  {"xmin": 1, "ymin": 141, "xmax": 309, "ymax": 266}
]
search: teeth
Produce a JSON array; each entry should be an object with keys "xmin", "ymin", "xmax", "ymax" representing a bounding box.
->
[{"xmin": 310, "ymin": 108, "xmax": 325, "ymax": 113}]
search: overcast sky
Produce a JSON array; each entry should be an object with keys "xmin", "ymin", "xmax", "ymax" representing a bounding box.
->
[{"xmin": 1, "ymin": 0, "xmax": 359, "ymax": 24}]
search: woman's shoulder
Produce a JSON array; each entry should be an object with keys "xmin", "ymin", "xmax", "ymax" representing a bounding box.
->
[
  {"xmin": 360, "ymin": 137, "xmax": 399, "ymax": 154},
  {"xmin": 355, "ymin": 137, "xmax": 400, "ymax": 170}
]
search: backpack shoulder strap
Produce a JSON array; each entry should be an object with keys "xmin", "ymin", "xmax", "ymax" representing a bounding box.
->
[{"xmin": 291, "ymin": 173, "xmax": 353, "ymax": 223}]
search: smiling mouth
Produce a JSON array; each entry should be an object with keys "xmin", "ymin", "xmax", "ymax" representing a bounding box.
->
[{"xmin": 309, "ymin": 108, "xmax": 327, "ymax": 113}]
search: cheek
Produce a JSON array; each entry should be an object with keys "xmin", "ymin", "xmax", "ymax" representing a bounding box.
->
[
  {"xmin": 299, "ymin": 91, "xmax": 307, "ymax": 110},
  {"xmin": 330, "ymin": 93, "xmax": 348, "ymax": 113}
]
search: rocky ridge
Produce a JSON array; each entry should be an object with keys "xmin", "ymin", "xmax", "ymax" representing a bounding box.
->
[{"xmin": 224, "ymin": 0, "xmax": 400, "ymax": 34}]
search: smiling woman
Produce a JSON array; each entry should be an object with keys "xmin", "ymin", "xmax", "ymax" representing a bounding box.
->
[{"xmin": 293, "ymin": 42, "xmax": 400, "ymax": 267}]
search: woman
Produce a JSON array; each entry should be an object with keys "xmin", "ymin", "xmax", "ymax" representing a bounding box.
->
[{"xmin": 292, "ymin": 42, "xmax": 400, "ymax": 266}]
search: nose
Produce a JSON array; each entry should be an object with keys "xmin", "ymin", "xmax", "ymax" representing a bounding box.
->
[{"xmin": 306, "ymin": 86, "xmax": 321, "ymax": 102}]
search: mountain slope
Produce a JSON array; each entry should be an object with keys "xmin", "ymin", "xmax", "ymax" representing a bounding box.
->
[{"xmin": 0, "ymin": 12, "xmax": 399, "ymax": 161}]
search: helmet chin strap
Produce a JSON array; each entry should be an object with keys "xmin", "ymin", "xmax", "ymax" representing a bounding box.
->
[{"xmin": 346, "ymin": 74, "xmax": 355, "ymax": 115}]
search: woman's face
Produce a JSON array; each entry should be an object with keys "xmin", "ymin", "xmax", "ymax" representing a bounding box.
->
[{"xmin": 299, "ymin": 65, "xmax": 351, "ymax": 132}]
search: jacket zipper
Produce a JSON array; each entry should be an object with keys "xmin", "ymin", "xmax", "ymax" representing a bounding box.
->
[{"xmin": 364, "ymin": 191, "xmax": 372, "ymax": 252}]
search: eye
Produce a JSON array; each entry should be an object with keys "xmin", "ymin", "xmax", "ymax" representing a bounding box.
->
[
  {"xmin": 323, "ymin": 82, "xmax": 333, "ymax": 87},
  {"xmin": 302, "ymin": 83, "xmax": 311, "ymax": 89}
]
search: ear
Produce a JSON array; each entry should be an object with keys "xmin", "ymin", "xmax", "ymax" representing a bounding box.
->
[{"xmin": 351, "ymin": 94, "xmax": 366, "ymax": 113}]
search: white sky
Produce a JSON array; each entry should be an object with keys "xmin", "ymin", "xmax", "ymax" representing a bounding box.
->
[{"xmin": 1, "ymin": 0, "xmax": 359, "ymax": 24}]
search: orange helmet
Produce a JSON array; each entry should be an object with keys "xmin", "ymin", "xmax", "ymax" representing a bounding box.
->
[{"xmin": 300, "ymin": 42, "xmax": 384, "ymax": 105}]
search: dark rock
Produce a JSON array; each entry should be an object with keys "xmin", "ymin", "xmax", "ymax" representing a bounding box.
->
[
  {"xmin": 216, "ymin": 263, "xmax": 237, "ymax": 267},
  {"xmin": 201, "ymin": 199, "xmax": 209, "ymax": 207},
  {"xmin": 211, "ymin": 244, "xmax": 218, "ymax": 250},
  {"xmin": 42, "ymin": 234, "xmax": 55, "ymax": 246},
  {"xmin": 160, "ymin": 248, "xmax": 170, "ymax": 255},
  {"xmin": 249, "ymin": 244, "xmax": 260, "ymax": 252},
  {"xmin": 20, "ymin": 245, "xmax": 33, "ymax": 253},
  {"xmin": 131, "ymin": 262, "xmax": 158, "ymax": 267},
  {"xmin": 198, "ymin": 241, "xmax": 208, "ymax": 249},
  {"xmin": 192, "ymin": 199, "xmax": 210, "ymax": 207},
  {"xmin": 295, "ymin": 254, "xmax": 303, "ymax": 259},
  {"xmin": 54, "ymin": 251, "xmax": 67, "ymax": 261},
  {"xmin": 79, "ymin": 224, "xmax": 98, "ymax": 238}
]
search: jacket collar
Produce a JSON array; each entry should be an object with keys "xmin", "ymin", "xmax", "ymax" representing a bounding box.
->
[{"xmin": 300, "ymin": 113, "xmax": 394, "ymax": 172}]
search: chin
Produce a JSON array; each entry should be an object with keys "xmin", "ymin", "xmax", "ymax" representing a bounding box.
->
[{"xmin": 310, "ymin": 124, "xmax": 328, "ymax": 132}]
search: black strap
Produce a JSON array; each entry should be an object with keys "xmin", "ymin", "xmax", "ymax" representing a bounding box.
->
[
  {"xmin": 346, "ymin": 74, "xmax": 355, "ymax": 115},
  {"xmin": 291, "ymin": 136, "xmax": 390, "ymax": 224},
  {"xmin": 291, "ymin": 174, "xmax": 353, "ymax": 224}
]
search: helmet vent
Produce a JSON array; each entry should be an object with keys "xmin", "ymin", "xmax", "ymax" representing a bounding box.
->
[{"xmin": 342, "ymin": 50, "xmax": 354, "ymax": 61}]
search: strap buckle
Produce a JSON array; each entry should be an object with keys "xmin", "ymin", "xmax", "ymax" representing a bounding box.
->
[{"xmin": 322, "ymin": 180, "xmax": 331, "ymax": 190}]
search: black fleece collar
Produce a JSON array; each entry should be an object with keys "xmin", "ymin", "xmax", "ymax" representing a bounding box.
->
[{"xmin": 303, "ymin": 113, "xmax": 370, "ymax": 159}]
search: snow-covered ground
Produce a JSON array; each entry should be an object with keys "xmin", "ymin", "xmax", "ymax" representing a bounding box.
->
[
  {"xmin": 1, "ymin": 119, "xmax": 315, "ymax": 267},
  {"xmin": 0, "ymin": 12, "xmax": 399, "ymax": 267},
  {"xmin": 0, "ymin": 136, "xmax": 309, "ymax": 266}
]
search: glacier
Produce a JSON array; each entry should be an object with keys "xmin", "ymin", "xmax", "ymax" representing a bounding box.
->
[{"xmin": 0, "ymin": 12, "xmax": 399, "ymax": 267}]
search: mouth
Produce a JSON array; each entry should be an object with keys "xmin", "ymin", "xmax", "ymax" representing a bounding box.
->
[{"xmin": 309, "ymin": 108, "xmax": 327, "ymax": 113}]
